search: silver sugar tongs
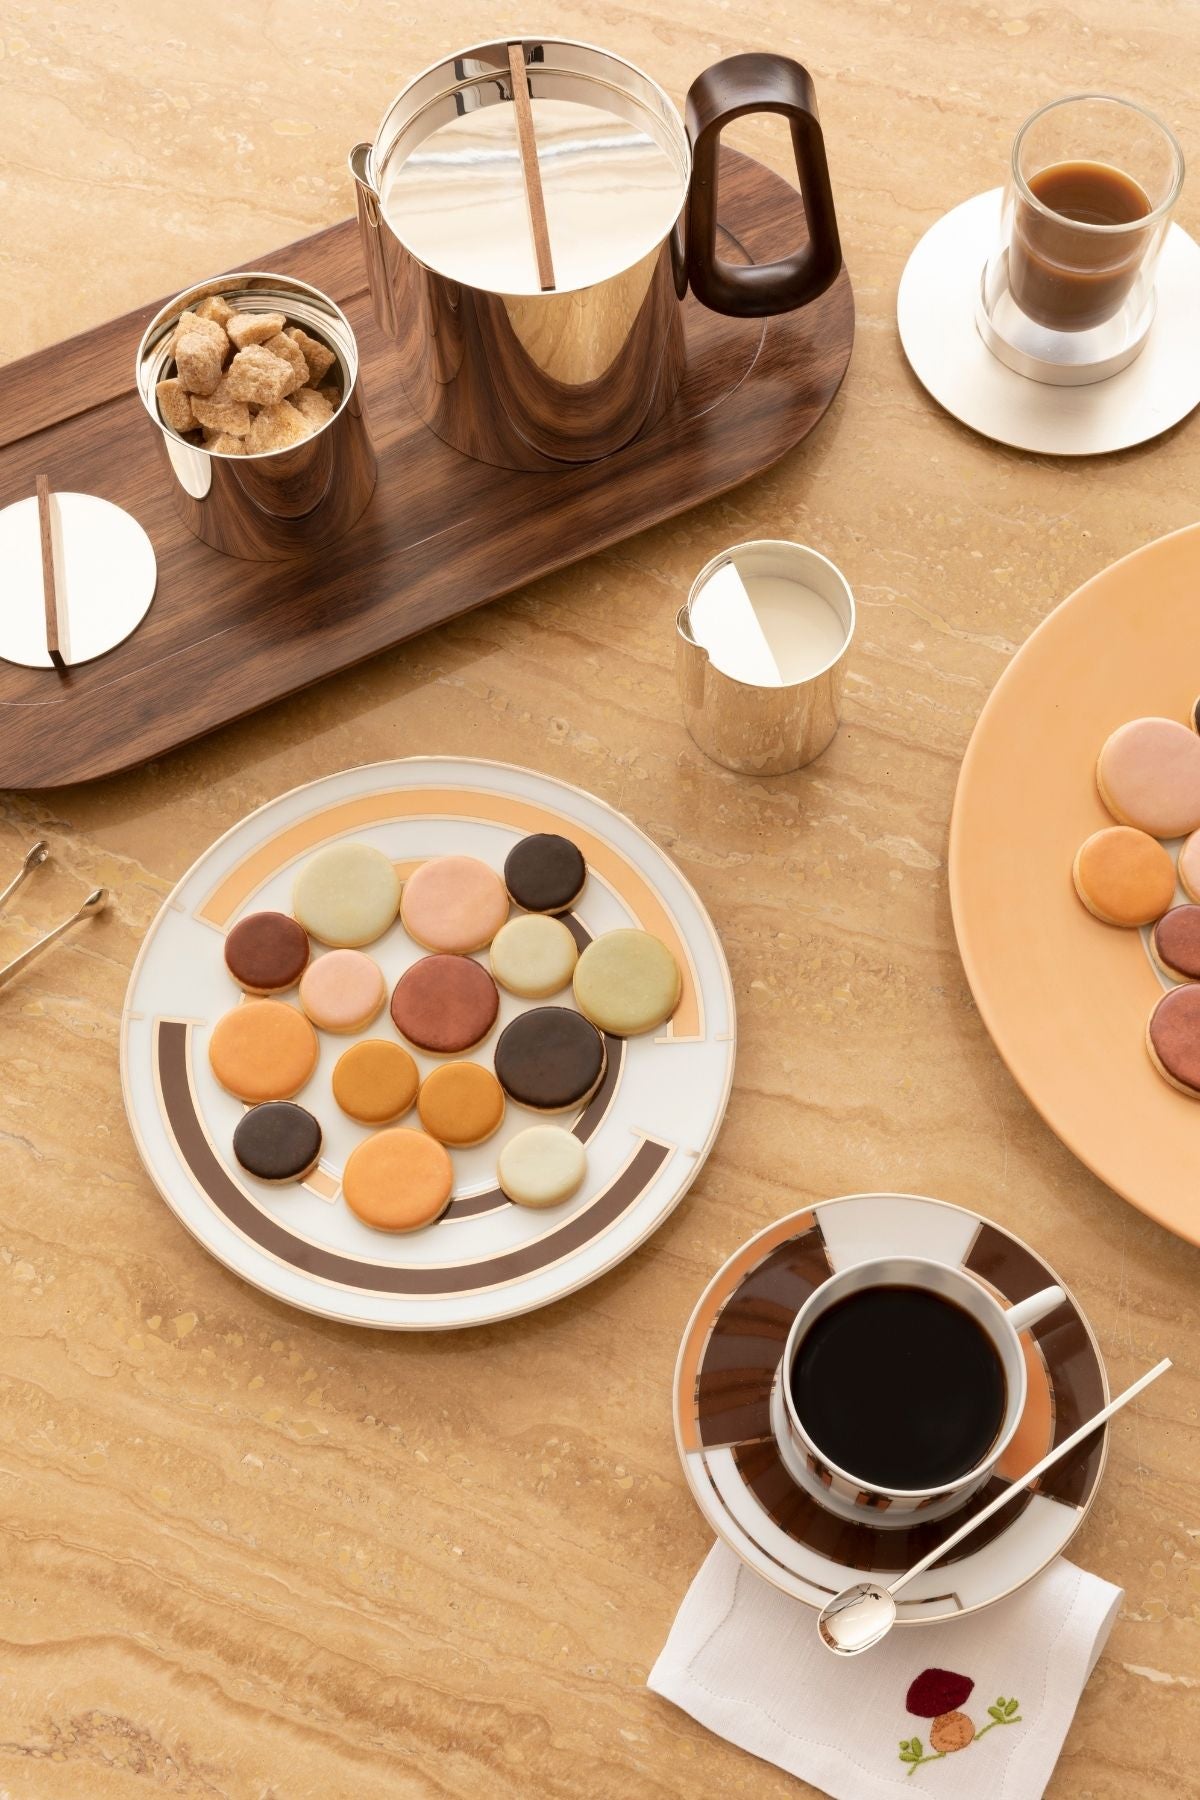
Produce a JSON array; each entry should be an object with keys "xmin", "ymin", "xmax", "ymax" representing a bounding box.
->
[
  {"xmin": 0, "ymin": 841, "xmax": 50, "ymax": 913},
  {"xmin": 0, "ymin": 887, "xmax": 108, "ymax": 990}
]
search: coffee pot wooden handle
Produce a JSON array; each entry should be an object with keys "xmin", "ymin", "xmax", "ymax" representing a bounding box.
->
[{"xmin": 685, "ymin": 53, "xmax": 842, "ymax": 317}]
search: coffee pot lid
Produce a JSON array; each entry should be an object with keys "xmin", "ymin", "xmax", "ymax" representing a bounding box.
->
[{"xmin": 376, "ymin": 39, "xmax": 690, "ymax": 297}]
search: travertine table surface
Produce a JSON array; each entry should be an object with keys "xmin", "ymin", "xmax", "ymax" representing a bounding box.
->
[{"xmin": 1, "ymin": 3, "xmax": 1197, "ymax": 1795}]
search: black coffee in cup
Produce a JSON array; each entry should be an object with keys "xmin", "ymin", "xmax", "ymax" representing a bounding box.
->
[{"xmin": 790, "ymin": 1285, "xmax": 1006, "ymax": 1490}]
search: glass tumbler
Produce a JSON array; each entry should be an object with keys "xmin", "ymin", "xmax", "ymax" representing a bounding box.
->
[{"xmin": 977, "ymin": 94, "xmax": 1183, "ymax": 385}]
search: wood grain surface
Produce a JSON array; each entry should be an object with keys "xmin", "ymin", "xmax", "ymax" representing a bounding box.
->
[
  {"xmin": 0, "ymin": 151, "xmax": 852, "ymax": 791},
  {"xmin": 0, "ymin": 2, "xmax": 1197, "ymax": 1797}
]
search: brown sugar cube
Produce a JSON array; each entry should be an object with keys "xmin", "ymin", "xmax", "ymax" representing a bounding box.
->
[
  {"xmin": 174, "ymin": 327, "xmax": 226, "ymax": 397},
  {"xmin": 156, "ymin": 377, "xmax": 195, "ymax": 434},
  {"xmin": 263, "ymin": 331, "xmax": 308, "ymax": 395},
  {"xmin": 226, "ymin": 310, "xmax": 288, "ymax": 350},
  {"xmin": 170, "ymin": 309, "xmax": 225, "ymax": 355},
  {"xmin": 190, "ymin": 376, "xmax": 252, "ymax": 437},
  {"xmin": 224, "ymin": 344, "xmax": 294, "ymax": 406},
  {"xmin": 195, "ymin": 293, "xmax": 235, "ymax": 328},
  {"xmin": 203, "ymin": 430, "xmax": 248, "ymax": 455},
  {"xmin": 246, "ymin": 401, "xmax": 312, "ymax": 453},
  {"xmin": 290, "ymin": 386, "xmax": 335, "ymax": 429},
  {"xmin": 286, "ymin": 325, "xmax": 337, "ymax": 385},
  {"xmin": 318, "ymin": 385, "xmax": 342, "ymax": 413}
]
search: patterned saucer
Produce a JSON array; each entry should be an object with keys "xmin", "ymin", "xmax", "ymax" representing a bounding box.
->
[{"xmin": 673, "ymin": 1193, "xmax": 1109, "ymax": 1625}]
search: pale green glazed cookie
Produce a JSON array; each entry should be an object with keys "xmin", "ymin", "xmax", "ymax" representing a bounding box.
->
[
  {"xmin": 497, "ymin": 1125, "xmax": 587, "ymax": 1209},
  {"xmin": 572, "ymin": 928, "xmax": 681, "ymax": 1036}
]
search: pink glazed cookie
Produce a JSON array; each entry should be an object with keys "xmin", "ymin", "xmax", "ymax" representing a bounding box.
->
[
  {"xmin": 400, "ymin": 855, "xmax": 509, "ymax": 954},
  {"xmin": 1096, "ymin": 717, "xmax": 1200, "ymax": 839},
  {"xmin": 1178, "ymin": 828, "xmax": 1200, "ymax": 903},
  {"xmin": 299, "ymin": 949, "xmax": 386, "ymax": 1033}
]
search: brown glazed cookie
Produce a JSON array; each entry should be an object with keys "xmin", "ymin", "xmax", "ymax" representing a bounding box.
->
[
  {"xmin": 224, "ymin": 911, "xmax": 310, "ymax": 994},
  {"xmin": 390, "ymin": 954, "xmax": 500, "ymax": 1054},
  {"xmin": 1147, "ymin": 984, "xmax": 1200, "ymax": 1095},
  {"xmin": 1150, "ymin": 905, "xmax": 1200, "ymax": 981}
]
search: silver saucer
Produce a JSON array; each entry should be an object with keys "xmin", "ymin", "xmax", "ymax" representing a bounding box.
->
[{"xmin": 897, "ymin": 188, "xmax": 1200, "ymax": 456}]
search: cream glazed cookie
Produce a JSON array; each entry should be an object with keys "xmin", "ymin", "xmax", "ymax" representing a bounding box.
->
[
  {"xmin": 292, "ymin": 842, "xmax": 401, "ymax": 947},
  {"xmin": 1096, "ymin": 717, "xmax": 1200, "ymax": 839},
  {"xmin": 1071, "ymin": 826, "xmax": 1176, "ymax": 927},
  {"xmin": 497, "ymin": 1125, "xmax": 587, "ymax": 1209},
  {"xmin": 489, "ymin": 913, "xmax": 579, "ymax": 998}
]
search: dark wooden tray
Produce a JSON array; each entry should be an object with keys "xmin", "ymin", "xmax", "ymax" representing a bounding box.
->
[{"xmin": 0, "ymin": 149, "xmax": 853, "ymax": 790}]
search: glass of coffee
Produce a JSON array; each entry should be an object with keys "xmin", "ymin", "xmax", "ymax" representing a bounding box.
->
[
  {"xmin": 977, "ymin": 93, "xmax": 1183, "ymax": 385},
  {"xmin": 774, "ymin": 1257, "xmax": 1064, "ymax": 1527}
]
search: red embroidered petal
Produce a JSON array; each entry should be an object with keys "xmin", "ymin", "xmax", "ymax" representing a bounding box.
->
[{"xmin": 905, "ymin": 1668, "xmax": 975, "ymax": 1717}]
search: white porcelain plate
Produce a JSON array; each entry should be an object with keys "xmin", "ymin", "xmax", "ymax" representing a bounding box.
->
[
  {"xmin": 674, "ymin": 1194, "xmax": 1108, "ymax": 1625},
  {"xmin": 122, "ymin": 758, "xmax": 736, "ymax": 1329}
]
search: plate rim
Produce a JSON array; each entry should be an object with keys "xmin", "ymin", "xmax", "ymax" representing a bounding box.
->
[
  {"xmin": 120, "ymin": 755, "xmax": 737, "ymax": 1330},
  {"xmin": 948, "ymin": 520, "xmax": 1200, "ymax": 1246},
  {"xmin": 672, "ymin": 1191, "xmax": 1110, "ymax": 1624}
]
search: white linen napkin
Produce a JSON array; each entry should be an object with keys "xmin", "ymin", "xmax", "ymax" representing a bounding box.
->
[{"xmin": 649, "ymin": 1544, "xmax": 1122, "ymax": 1800}]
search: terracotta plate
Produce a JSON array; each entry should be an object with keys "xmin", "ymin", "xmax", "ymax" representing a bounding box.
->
[
  {"xmin": 673, "ymin": 1194, "xmax": 1108, "ymax": 1624},
  {"xmin": 950, "ymin": 523, "xmax": 1200, "ymax": 1244},
  {"xmin": 121, "ymin": 758, "xmax": 735, "ymax": 1328}
]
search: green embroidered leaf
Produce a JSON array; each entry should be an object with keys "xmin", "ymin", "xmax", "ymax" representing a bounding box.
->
[
  {"xmin": 987, "ymin": 1705, "xmax": 1004, "ymax": 1721},
  {"xmin": 1005, "ymin": 1698, "xmax": 1020, "ymax": 1717},
  {"xmin": 996, "ymin": 1695, "xmax": 1006, "ymax": 1708}
]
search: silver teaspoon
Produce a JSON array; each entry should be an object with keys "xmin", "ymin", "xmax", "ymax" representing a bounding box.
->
[
  {"xmin": 818, "ymin": 1355, "xmax": 1172, "ymax": 1655},
  {"xmin": 0, "ymin": 841, "xmax": 50, "ymax": 914}
]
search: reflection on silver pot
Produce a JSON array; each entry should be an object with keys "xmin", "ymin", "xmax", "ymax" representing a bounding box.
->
[
  {"xmin": 135, "ymin": 273, "xmax": 376, "ymax": 562},
  {"xmin": 351, "ymin": 38, "xmax": 842, "ymax": 471}
]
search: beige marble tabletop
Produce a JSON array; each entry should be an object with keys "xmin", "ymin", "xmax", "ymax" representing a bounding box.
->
[{"xmin": 1, "ymin": 2, "xmax": 1198, "ymax": 1795}]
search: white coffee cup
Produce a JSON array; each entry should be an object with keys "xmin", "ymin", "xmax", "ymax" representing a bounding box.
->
[{"xmin": 772, "ymin": 1256, "xmax": 1064, "ymax": 1528}]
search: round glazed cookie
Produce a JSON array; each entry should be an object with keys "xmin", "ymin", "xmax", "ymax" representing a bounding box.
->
[
  {"xmin": 497, "ymin": 1125, "xmax": 587, "ymax": 1209},
  {"xmin": 1178, "ymin": 828, "xmax": 1200, "ymax": 902},
  {"xmin": 1071, "ymin": 826, "xmax": 1176, "ymax": 927},
  {"xmin": 400, "ymin": 855, "xmax": 509, "ymax": 954},
  {"xmin": 1150, "ymin": 905, "xmax": 1200, "ymax": 981},
  {"xmin": 493, "ymin": 1006, "xmax": 607, "ymax": 1112},
  {"xmin": 489, "ymin": 913, "xmax": 579, "ymax": 998},
  {"xmin": 1192, "ymin": 696, "xmax": 1200, "ymax": 736},
  {"xmin": 332, "ymin": 1038, "xmax": 419, "ymax": 1124},
  {"xmin": 292, "ymin": 842, "xmax": 401, "ymax": 947},
  {"xmin": 208, "ymin": 1000, "xmax": 319, "ymax": 1103},
  {"xmin": 503, "ymin": 833, "xmax": 587, "ymax": 914},
  {"xmin": 299, "ymin": 949, "xmax": 386, "ymax": 1033},
  {"xmin": 572, "ymin": 928, "xmax": 682, "ymax": 1036},
  {"xmin": 390, "ymin": 954, "xmax": 499, "ymax": 1054},
  {"xmin": 233, "ymin": 1101, "xmax": 323, "ymax": 1183},
  {"xmin": 224, "ymin": 911, "xmax": 310, "ymax": 995},
  {"xmin": 1096, "ymin": 717, "xmax": 1200, "ymax": 838},
  {"xmin": 1147, "ymin": 984, "xmax": 1200, "ymax": 1096},
  {"xmin": 342, "ymin": 1127, "xmax": 454, "ymax": 1232},
  {"xmin": 417, "ymin": 1062, "xmax": 506, "ymax": 1146}
]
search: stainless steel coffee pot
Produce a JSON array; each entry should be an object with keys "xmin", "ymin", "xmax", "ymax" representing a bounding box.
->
[{"xmin": 351, "ymin": 38, "xmax": 841, "ymax": 470}]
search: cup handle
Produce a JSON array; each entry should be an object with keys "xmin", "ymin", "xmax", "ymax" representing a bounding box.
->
[
  {"xmin": 684, "ymin": 53, "xmax": 842, "ymax": 317},
  {"xmin": 1007, "ymin": 1284, "xmax": 1065, "ymax": 1335}
]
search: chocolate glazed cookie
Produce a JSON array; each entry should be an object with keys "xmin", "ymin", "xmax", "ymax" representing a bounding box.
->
[
  {"xmin": 494, "ymin": 1006, "xmax": 607, "ymax": 1112},
  {"xmin": 503, "ymin": 833, "xmax": 587, "ymax": 914},
  {"xmin": 233, "ymin": 1101, "xmax": 323, "ymax": 1182}
]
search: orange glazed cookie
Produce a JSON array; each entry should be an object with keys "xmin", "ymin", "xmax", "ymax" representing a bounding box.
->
[
  {"xmin": 332, "ymin": 1039, "xmax": 419, "ymax": 1124},
  {"xmin": 1096, "ymin": 717, "xmax": 1200, "ymax": 838},
  {"xmin": 1071, "ymin": 826, "xmax": 1176, "ymax": 927},
  {"xmin": 208, "ymin": 1000, "xmax": 318, "ymax": 1102},
  {"xmin": 418, "ymin": 1062, "xmax": 506, "ymax": 1147},
  {"xmin": 342, "ymin": 1128, "xmax": 454, "ymax": 1232}
]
